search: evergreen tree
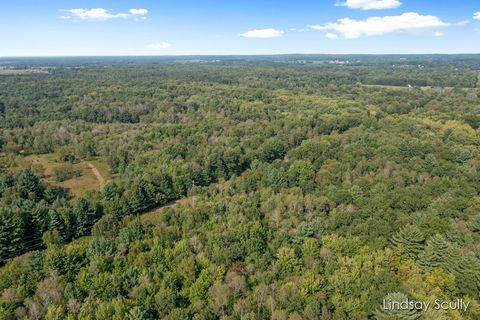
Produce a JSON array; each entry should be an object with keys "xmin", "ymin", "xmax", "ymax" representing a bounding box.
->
[
  {"xmin": 47, "ymin": 209, "xmax": 65, "ymax": 241},
  {"xmin": 0, "ymin": 209, "xmax": 16, "ymax": 260},
  {"xmin": 15, "ymin": 170, "xmax": 42, "ymax": 199},
  {"xmin": 391, "ymin": 225, "xmax": 425, "ymax": 258},
  {"xmin": 418, "ymin": 235, "xmax": 451, "ymax": 271},
  {"xmin": 125, "ymin": 178, "xmax": 154, "ymax": 214},
  {"xmin": 72, "ymin": 197, "xmax": 98, "ymax": 237},
  {"xmin": 444, "ymin": 245, "xmax": 480, "ymax": 296}
]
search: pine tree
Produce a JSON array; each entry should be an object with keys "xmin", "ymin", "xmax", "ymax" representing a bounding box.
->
[
  {"xmin": 418, "ymin": 235, "xmax": 480, "ymax": 296},
  {"xmin": 125, "ymin": 178, "xmax": 154, "ymax": 214},
  {"xmin": 0, "ymin": 172, "xmax": 14, "ymax": 195},
  {"xmin": 444, "ymin": 246, "xmax": 480, "ymax": 296},
  {"xmin": 73, "ymin": 197, "xmax": 98, "ymax": 237},
  {"xmin": 48, "ymin": 209, "xmax": 65, "ymax": 241},
  {"xmin": 418, "ymin": 234, "xmax": 451, "ymax": 271},
  {"xmin": 391, "ymin": 225, "xmax": 425, "ymax": 258},
  {"xmin": 0, "ymin": 208, "xmax": 16, "ymax": 260},
  {"xmin": 444, "ymin": 220, "xmax": 462, "ymax": 245},
  {"xmin": 15, "ymin": 170, "xmax": 42, "ymax": 199}
]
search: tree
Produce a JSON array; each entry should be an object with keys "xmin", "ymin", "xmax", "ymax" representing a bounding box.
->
[
  {"xmin": 225, "ymin": 271, "xmax": 247, "ymax": 299},
  {"xmin": 288, "ymin": 160, "xmax": 315, "ymax": 193},
  {"xmin": 258, "ymin": 138, "xmax": 286, "ymax": 162},
  {"xmin": 125, "ymin": 178, "xmax": 154, "ymax": 214},
  {"xmin": 128, "ymin": 306, "xmax": 149, "ymax": 320},
  {"xmin": 15, "ymin": 170, "xmax": 42, "ymax": 199},
  {"xmin": 300, "ymin": 271, "xmax": 322, "ymax": 298},
  {"xmin": 391, "ymin": 225, "xmax": 425, "ymax": 259},
  {"xmin": 42, "ymin": 230, "xmax": 63, "ymax": 247},
  {"xmin": 276, "ymin": 246, "xmax": 301, "ymax": 276},
  {"xmin": 72, "ymin": 197, "xmax": 98, "ymax": 237},
  {"xmin": 208, "ymin": 282, "xmax": 231, "ymax": 315},
  {"xmin": 47, "ymin": 209, "xmax": 65, "ymax": 241},
  {"xmin": 76, "ymin": 134, "xmax": 97, "ymax": 159},
  {"xmin": 189, "ymin": 269, "xmax": 212, "ymax": 304},
  {"xmin": 0, "ymin": 208, "xmax": 23, "ymax": 260},
  {"xmin": 418, "ymin": 235, "xmax": 451, "ymax": 271}
]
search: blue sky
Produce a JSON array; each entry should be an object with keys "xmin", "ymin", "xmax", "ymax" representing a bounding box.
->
[{"xmin": 1, "ymin": 0, "xmax": 480, "ymax": 56}]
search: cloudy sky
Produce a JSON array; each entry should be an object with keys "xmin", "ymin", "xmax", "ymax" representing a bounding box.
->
[{"xmin": 1, "ymin": 0, "xmax": 480, "ymax": 56}]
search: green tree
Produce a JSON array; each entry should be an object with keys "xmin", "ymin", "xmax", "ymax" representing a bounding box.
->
[
  {"xmin": 189, "ymin": 269, "xmax": 212, "ymax": 304},
  {"xmin": 276, "ymin": 246, "xmax": 302, "ymax": 276},
  {"xmin": 391, "ymin": 225, "xmax": 425, "ymax": 259},
  {"xmin": 418, "ymin": 235, "xmax": 451, "ymax": 271}
]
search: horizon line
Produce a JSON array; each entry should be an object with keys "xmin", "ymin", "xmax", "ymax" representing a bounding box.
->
[{"xmin": 2, "ymin": 52, "xmax": 480, "ymax": 59}]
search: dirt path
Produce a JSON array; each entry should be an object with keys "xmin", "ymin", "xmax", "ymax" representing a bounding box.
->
[
  {"xmin": 140, "ymin": 197, "xmax": 193, "ymax": 222},
  {"xmin": 87, "ymin": 163, "xmax": 105, "ymax": 187}
]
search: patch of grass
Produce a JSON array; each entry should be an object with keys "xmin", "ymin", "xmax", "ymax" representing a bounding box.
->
[
  {"xmin": 7, "ymin": 153, "xmax": 106, "ymax": 197},
  {"xmin": 88, "ymin": 158, "xmax": 113, "ymax": 181}
]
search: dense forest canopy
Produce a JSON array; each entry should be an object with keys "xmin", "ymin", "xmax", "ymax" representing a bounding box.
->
[{"xmin": 0, "ymin": 55, "xmax": 480, "ymax": 319}]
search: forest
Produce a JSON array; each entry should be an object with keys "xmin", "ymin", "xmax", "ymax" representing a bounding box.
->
[{"xmin": 0, "ymin": 55, "xmax": 480, "ymax": 319}]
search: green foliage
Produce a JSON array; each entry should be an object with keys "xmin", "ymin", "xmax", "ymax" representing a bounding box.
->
[
  {"xmin": 189, "ymin": 269, "xmax": 212, "ymax": 304},
  {"xmin": 391, "ymin": 225, "xmax": 425, "ymax": 258},
  {"xmin": 52, "ymin": 164, "xmax": 80, "ymax": 182},
  {"xmin": 1, "ymin": 57, "xmax": 480, "ymax": 319},
  {"xmin": 276, "ymin": 246, "xmax": 302, "ymax": 276},
  {"xmin": 418, "ymin": 234, "xmax": 452, "ymax": 271}
]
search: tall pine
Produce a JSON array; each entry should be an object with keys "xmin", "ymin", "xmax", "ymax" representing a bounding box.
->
[{"xmin": 391, "ymin": 225, "xmax": 425, "ymax": 258}]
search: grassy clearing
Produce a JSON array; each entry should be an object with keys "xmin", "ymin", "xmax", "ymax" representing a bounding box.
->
[
  {"xmin": 4, "ymin": 153, "xmax": 109, "ymax": 197},
  {"xmin": 88, "ymin": 158, "xmax": 113, "ymax": 181}
]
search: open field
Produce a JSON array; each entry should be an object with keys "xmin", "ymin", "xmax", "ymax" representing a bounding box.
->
[{"xmin": 2, "ymin": 153, "xmax": 108, "ymax": 196}]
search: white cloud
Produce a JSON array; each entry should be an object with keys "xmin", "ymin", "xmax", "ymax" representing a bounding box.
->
[
  {"xmin": 325, "ymin": 33, "xmax": 339, "ymax": 40},
  {"xmin": 148, "ymin": 42, "xmax": 172, "ymax": 49},
  {"xmin": 474, "ymin": 12, "xmax": 480, "ymax": 20},
  {"xmin": 240, "ymin": 28, "xmax": 284, "ymax": 38},
  {"xmin": 336, "ymin": 0, "xmax": 402, "ymax": 10},
  {"xmin": 433, "ymin": 31, "xmax": 445, "ymax": 37},
  {"xmin": 455, "ymin": 20, "xmax": 469, "ymax": 26},
  {"xmin": 290, "ymin": 28, "xmax": 310, "ymax": 32},
  {"xmin": 129, "ymin": 9, "xmax": 148, "ymax": 15},
  {"xmin": 61, "ymin": 8, "xmax": 148, "ymax": 21},
  {"xmin": 309, "ymin": 12, "xmax": 449, "ymax": 39}
]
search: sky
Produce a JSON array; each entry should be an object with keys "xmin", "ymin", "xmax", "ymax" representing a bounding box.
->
[{"xmin": 1, "ymin": 0, "xmax": 480, "ymax": 56}]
